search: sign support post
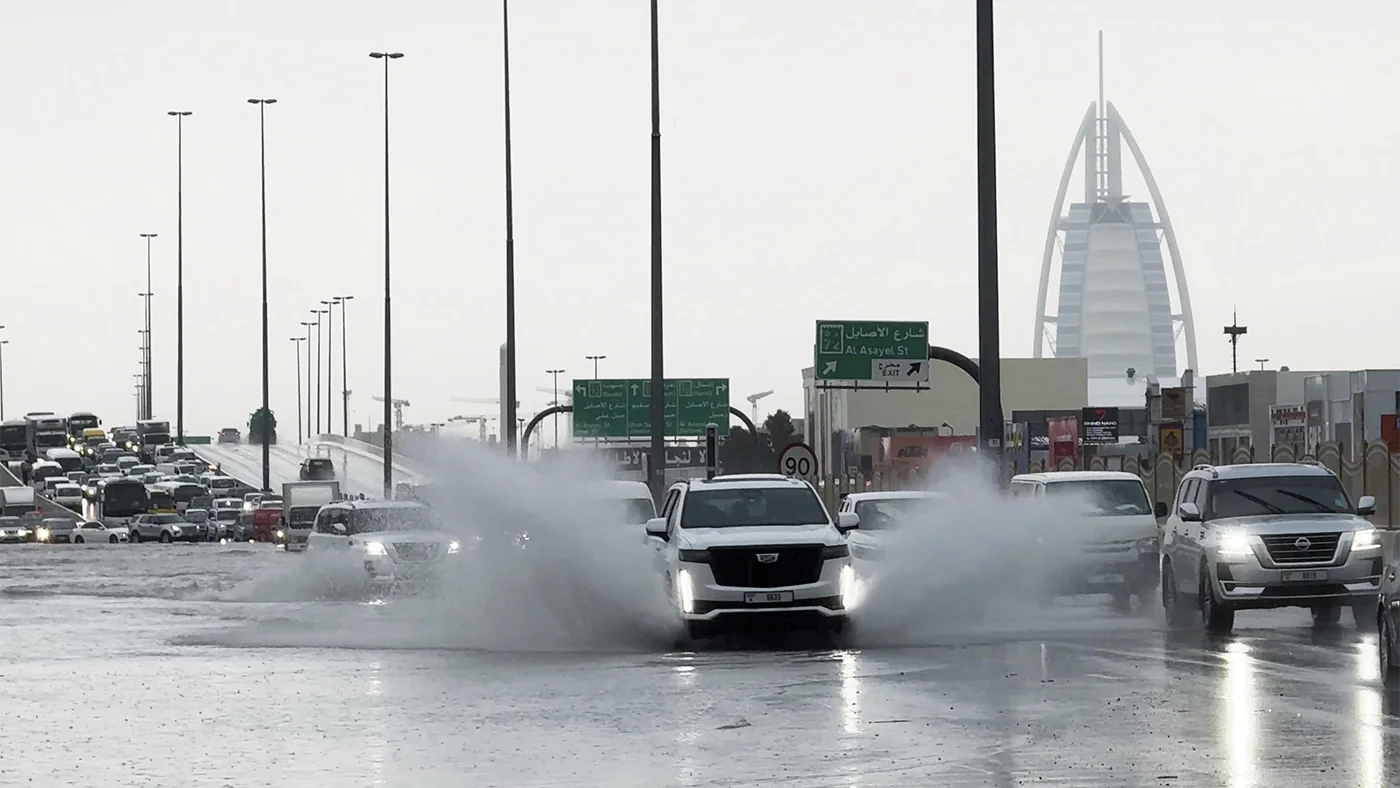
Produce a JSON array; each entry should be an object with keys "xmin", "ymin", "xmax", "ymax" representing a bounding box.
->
[{"xmin": 705, "ymin": 422, "xmax": 718, "ymax": 480}]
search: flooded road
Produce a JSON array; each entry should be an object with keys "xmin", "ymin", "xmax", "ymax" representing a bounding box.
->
[{"xmin": 4, "ymin": 544, "xmax": 1400, "ymax": 787}]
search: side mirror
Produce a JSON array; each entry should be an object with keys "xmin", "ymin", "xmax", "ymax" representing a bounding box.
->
[
  {"xmin": 836, "ymin": 512, "xmax": 859, "ymax": 532},
  {"xmin": 644, "ymin": 517, "xmax": 668, "ymax": 539},
  {"xmin": 1179, "ymin": 502, "xmax": 1202, "ymax": 522},
  {"xmin": 1357, "ymin": 495, "xmax": 1376, "ymax": 517},
  {"xmin": 1154, "ymin": 501, "xmax": 1169, "ymax": 519},
  {"xmin": 330, "ymin": 522, "xmax": 348, "ymax": 536}
]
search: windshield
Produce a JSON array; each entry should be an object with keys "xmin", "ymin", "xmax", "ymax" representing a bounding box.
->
[
  {"xmin": 347, "ymin": 507, "xmax": 437, "ymax": 535},
  {"xmin": 148, "ymin": 514, "xmax": 182, "ymax": 524},
  {"xmin": 1207, "ymin": 475, "xmax": 1353, "ymax": 518},
  {"xmin": 33, "ymin": 466, "xmax": 64, "ymax": 481},
  {"xmin": 216, "ymin": 509, "xmax": 240, "ymax": 521},
  {"xmin": 35, "ymin": 433, "xmax": 67, "ymax": 448},
  {"xmin": 0, "ymin": 518, "xmax": 20, "ymax": 527},
  {"xmin": 0, "ymin": 425, "xmax": 27, "ymax": 447},
  {"xmin": 680, "ymin": 487, "xmax": 830, "ymax": 528},
  {"xmin": 184, "ymin": 511, "xmax": 208, "ymax": 523},
  {"xmin": 1044, "ymin": 480, "xmax": 1153, "ymax": 516},
  {"xmin": 149, "ymin": 491, "xmax": 175, "ymax": 508},
  {"xmin": 102, "ymin": 483, "xmax": 150, "ymax": 517},
  {"xmin": 853, "ymin": 496, "xmax": 943, "ymax": 530},
  {"xmin": 210, "ymin": 478, "xmax": 236, "ymax": 488}
]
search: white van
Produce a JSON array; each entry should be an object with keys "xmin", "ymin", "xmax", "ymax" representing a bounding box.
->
[
  {"xmin": 44, "ymin": 448, "xmax": 84, "ymax": 473},
  {"xmin": 590, "ymin": 480, "xmax": 657, "ymax": 524},
  {"xmin": 1008, "ymin": 471, "xmax": 1163, "ymax": 607}
]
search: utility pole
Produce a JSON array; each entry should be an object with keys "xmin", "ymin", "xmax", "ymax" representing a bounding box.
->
[
  {"xmin": 975, "ymin": 0, "xmax": 1005, "ymax": 466},
  {"xmin": 1223, "ymin": 308, "xmax": 1248, "ymax": 375}
]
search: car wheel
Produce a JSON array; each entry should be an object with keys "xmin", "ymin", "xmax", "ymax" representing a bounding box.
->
[
  {"xmin": 73, "ymin": 536, "xmax": 84, "ymax": 545},
  {"xmin": 1312, "ymin": 602, "xmax": 1342, "ymax": 627},
  {"xmin": 129, "ymin": 530, "xmax": 141, "ymax": 543},
  {"xmin": 1200, "ymin": 565, "xmax": 1234, "ymax": 634},
  {"xmin": 1353, "ymin": 600, "xmax": 1376, "ymax": 629},
  {"xmin": 159, "ymin": 532, "xmax": 172, "ymax": 544},
  {"xmin": 1381, "ymin": 613, "xmax": 1400, "ymax": 690},
  {"xmin": 1161, "ymin": 565, "xmax": 1191, "ymax": 628},
  {"xmin": 109, "ymin": 535, "xmax": 119, "ymax": 544}
]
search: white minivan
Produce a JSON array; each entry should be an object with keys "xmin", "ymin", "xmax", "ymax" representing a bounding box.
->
[{"xmin": 1008, "ymin": 471, "xmax": 1165, "ymax": 607}]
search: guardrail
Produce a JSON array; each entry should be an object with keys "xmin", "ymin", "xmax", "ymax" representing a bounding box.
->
[{"xmin": 311, "ymin": 434, "xmax": 430, "ymax": 477}]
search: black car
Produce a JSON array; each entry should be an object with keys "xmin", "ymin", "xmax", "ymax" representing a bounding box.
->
[{"xmin": 299, "ymin": 457, "xmax": 335, "ymax": 481}]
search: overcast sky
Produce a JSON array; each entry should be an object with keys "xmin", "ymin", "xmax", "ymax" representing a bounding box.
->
[{"xmin": 3, "ymin": 1, "xmax": 1396, "ymax": 438}]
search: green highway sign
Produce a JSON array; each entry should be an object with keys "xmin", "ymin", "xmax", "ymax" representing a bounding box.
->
[
  {"xmin": 814, "ymin": 320, "xmax": 930, "ymax": 382},
  {"xmin": 572, "ymin": 378, "xmax": 731, "ymax": 439}
]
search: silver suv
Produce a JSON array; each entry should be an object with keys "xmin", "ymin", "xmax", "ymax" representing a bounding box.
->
[{"xmin": 1160, "ymin": 462, "xmax": 1380, "ymax": 633}]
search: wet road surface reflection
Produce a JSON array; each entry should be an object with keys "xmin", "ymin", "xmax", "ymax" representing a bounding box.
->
[{"xmin": 5, "ymin": 547, "xmax": 1400, "ymax": 786}]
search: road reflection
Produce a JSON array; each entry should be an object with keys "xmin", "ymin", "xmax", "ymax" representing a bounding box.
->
[
  {"xmin": 1221, "ymin": 640, "xmax": 1256, "ymax": 788},
  {"xmin": 1352, "ymin": 636, "xmax": 1386, "ymax": 788},
  {"xmin": 364, "ymin": 659, "xmax": 387, "ymax": 787}
]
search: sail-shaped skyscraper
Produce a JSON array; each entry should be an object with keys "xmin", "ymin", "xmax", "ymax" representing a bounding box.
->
[{"xmin": 1032, "ymin": 34, "xmax": 1198, "ymax": 403}]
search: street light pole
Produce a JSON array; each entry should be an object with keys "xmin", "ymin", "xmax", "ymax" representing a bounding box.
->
[
  {"xmin": 336, "ymin": 295, "xmax": 354, "ymax": 436},
  {"xmin": 647, "ymin": 0, "xmax": 666, "ymax": 497},
  {"xmin": 248, "ymin": 97, "xmax": 277, "ymax": 492},
  {"xmin": 290, "ymin": 336, "xmax": 305, "ymax": 444},
  {"xmin": 975, "ymin": 0, "xmax": 1004, "ymax": 465},
  {"xmin": 546, "ymin": 368, "xmax": 564, "ymax": 449},
  {"xmin": 311, "ymin": 307, "xmax": 326, "ymax": 435},
  {"xmin": 369, "ymin": 51, "xmax": 404, "ymax": 498},
  {"xmin": 0, "ymin": 335, "xmax": 8, "ymax": 420},
  {"xmin": 167, "ymin": 110, "xmax": 192, "ymax": 444},
  {"xmin": 300, "ymin": 320, "xmax": 315, "ymax": 443},
  {"xmin": 322, "ymin": 298, "xmax": 336, "ymax": 435},
  {"xmin": 586, "ymin": 355, "xmax": 605, "ymax": 380},
  {"xmin": 501, "ymin": 0, "xmax": 519, "ymax": 458},
  {"xmin": 139, "ymin": 233, "xmax": 157, "ymax": 420}
]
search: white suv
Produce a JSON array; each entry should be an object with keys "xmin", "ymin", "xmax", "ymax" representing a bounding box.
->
[
  {"xmin": 1160, "ymin": 462, "xmax": 1380, "ymax": 633},
  {"xmin": 646, "ymin": 474, "xmax": 859, "ymax": 640}
]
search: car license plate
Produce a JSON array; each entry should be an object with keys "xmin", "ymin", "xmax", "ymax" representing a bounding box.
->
[
  {"xmin": 744, "ymin": 591, "xmax": 794, "ymax": 605},
  {"xmin": 1088, "ymin": 574, "xmax": 1124, "ymax": 585},
  {"xmin": 1281, "ymin": 570, "xmax": 1328, "ymax": 583}
]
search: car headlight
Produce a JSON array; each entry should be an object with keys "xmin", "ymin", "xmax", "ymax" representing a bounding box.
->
[
  {"xmin": 171, "ymin": 526, "xmax": 182, "ymax": 533},
  {"xmin": 839, "ymin": 563, "xmax": 860, "ymax": 609},
  {"xmin": 364, "ymin": 541, "xmax": 388, "ymax": 556},
  {"xmin": 1217, "ymin": 532, "xmax": 1252, "ymax": 559},
  {"xmin": 676, "ymin": 569, "xmax": 695, "ymax": 614},
  {"xmin": 447, "ymin": 540, "xmax": 460, "ymax": 554},
  {"xmin": 36, "ymin": 527, "xmax": 50, "ymax": 541},
  {"xmin": 275, "ymin": 529, "xmax": 285, "ymax": 539},
  {"xmin": 1353, "ymin": 528, "xmax": 1380, "ymax": 549}
]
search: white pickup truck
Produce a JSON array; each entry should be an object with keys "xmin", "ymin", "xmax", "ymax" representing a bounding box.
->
[{"xmin": 279, "ymin": 480, "xmax": 342, "ymax": 552}]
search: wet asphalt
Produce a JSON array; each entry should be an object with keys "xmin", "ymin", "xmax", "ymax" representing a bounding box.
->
[{"xmin": 2, "ymin": 545, "xmax": 1399, "ymax": 787}]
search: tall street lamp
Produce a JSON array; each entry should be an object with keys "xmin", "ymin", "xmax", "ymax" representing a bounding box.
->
[
  {"xmin": 136, "ymin": 301, "xmax": 152, "ymax": 420},
  {"xmin": 647, "ymin": 0, "xmax": 666, "ymax": 497},
  {"xmin": 321, "ymin": 298, "xmax": 337, "ymax": 435},
  {"xmin": 290, "ymin": 336, "xmax": 306, "ymax": 444},
  {"xmin": 499, "ymin": 1, "xmax": 519, "ymax": 458},
  {"xmin": 369, "ymin": 50, "xmax": 404, "ymax": 497},
  {"xmin": 139, "ymin": 232, "xmax": 157, "ymax": 419},
  {"xmin": 167, "ymin": 110, "xmax": 193, "ymax": 444},
  {"xmin": 248, "ymin": 97, "xmax": 277, "ymax": 491},
  {"xmin": 585, "ymin": 355, "xmax": 605, "ymax": 379},
  {"xmin": 300, "ymin": 320, "xmax": 315, "ymax": 442},
  {"xmin": 0, "ymin": 334, "xmax": 8, "ymax": 420},
  {"xmin": 975, "ymin": 0, "xmax": 1003, "ymax": 462},
  {"xmin": 546, "ymin": 368, "xmax": 564, "ymax": 449},
  {"xmin": 311, "ymin": 307, "xmax": 327, "ymax": 435},
  {"xmin": 335, "ymin": 295, "xmax": 354, "ymax": 436}
]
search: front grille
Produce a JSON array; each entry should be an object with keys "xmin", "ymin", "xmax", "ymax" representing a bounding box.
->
[
  {"xmin": 707, "ymin": 545, "xmax": 824, "ymax": 588},
  {"xmin": 1261, "ymin": 532, "xmax": 1340, "ymax": 565},
  {"xmin": 393, "ymin": 542, "xmax": 440, "ymax": 561}
]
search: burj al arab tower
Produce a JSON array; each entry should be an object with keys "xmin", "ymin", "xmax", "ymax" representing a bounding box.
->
[{"xmin": 1032, "ymin": 34, "xmax": 1199, "ymax": 401}]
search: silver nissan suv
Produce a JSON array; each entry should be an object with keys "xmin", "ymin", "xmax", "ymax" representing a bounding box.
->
[{"xmin": 1160, "ymin": 462, "xmax": 1380, "ymax": 633}]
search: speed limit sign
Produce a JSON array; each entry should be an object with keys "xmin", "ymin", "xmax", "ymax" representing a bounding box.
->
[{"xmin": 777, "ymin": 442, "xmax": 818, "ymax": 479}]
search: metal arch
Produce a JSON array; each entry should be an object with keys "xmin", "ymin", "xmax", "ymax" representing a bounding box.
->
[
  {"xmin": 1108, "ymin": 102, "xmax": 1199, "ymax": 376},
  {"xmin": 1033, "ymin": 103, "xmax": 1097, "ymax": 359},
  {"xmin": 519, "ymin": 405, "xmax": 760, "ymax": 455}
]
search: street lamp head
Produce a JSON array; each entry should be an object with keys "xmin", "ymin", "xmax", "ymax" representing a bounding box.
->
[
  {"xmin": 167, "ymin": 110, "xmax": 192, "ymax": 117},
  {"xmin": 247, "ymin": 98, "xmax": 278, "ymax": 105},
  {"xmin": 140, "ymin": 233, "xmax": 157, "ymax": 239},
  {"xmin": 370, "ymin": 52, "xmax": 405, "ymax": 59}
]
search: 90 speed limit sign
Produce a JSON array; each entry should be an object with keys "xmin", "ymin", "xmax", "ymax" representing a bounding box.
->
[{"xmin": 777, "ymin": 442, "xmax": 818, "ymax": 479}]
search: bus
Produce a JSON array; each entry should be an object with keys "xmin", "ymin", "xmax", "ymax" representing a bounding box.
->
[
  {"xmin": 85, "ymin": 477, "xmax": 150, "ymax": 527},
  {"xmin": 0, "ymin": 420, "xmax": 27, "ymax": 457},
  {"xmin": 67, "ymin": 412, "xmax": 100, "ymax": 442},
  {"xmin": 25, "ymin": 414, "xmax": 69, "ymax": 454},
  {"xmin": 155, "ymin": 481, "xmax": 205, "ymax": 514}
]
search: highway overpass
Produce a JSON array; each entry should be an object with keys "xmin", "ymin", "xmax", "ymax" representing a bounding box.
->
[{"xmin": 193, "ymin": 436, "xmax": 421, "ymax": 498}]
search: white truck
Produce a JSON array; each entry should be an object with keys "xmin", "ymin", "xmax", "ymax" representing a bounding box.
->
[
  {"xmin": 279, "ymin": 480, "xmax": 342, "ymax": 552},
  {"xmin": 1, "ymin": 486, "xmax": 37, "ymax": 517}
]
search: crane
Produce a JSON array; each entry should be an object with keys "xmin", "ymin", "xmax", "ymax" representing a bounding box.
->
[
  {"xmin": 370, "ymin": 395, "xmax": 410, "ymax": 430},
  {"xmin": 747, "ymin": 390, "xmax": 774, "ymax": 424},
  {"xmin": 447, "ymin": 414, "xmax": 493, "ymax": 443}
]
